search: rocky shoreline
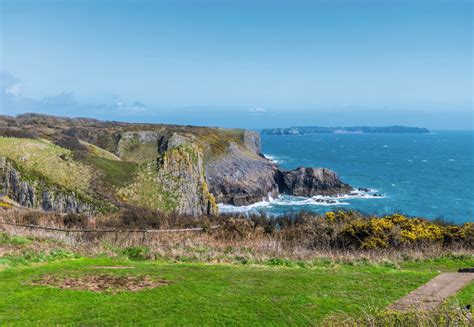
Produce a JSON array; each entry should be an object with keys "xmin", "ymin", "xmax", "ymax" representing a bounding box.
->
[
  {"xmin": 0, "ymin": 114, "xmax": 355, "ymax": 215},
  {"xmin": 205, "ymin": 131, "xmax": 353, "ymax": 206}
]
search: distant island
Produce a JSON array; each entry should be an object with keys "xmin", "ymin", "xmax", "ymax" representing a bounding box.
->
[{"xmin": 261, "ymin": 126, "xmax": 430, "ymax": 135}]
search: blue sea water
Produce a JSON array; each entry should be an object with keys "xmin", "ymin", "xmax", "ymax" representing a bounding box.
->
[{"xmin": 220, "ymin": 131, "xmax": 474, "ymax": 224}]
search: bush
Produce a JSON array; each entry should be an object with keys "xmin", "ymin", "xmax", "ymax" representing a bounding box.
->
[
  {"xmin": 54, "ymin": 135, "xmax": 88, "ymax": 152},
  {"xmin": 221, "ymin": 218, "xmax": 260, "ymax": 240},
  {"xmin": 123, "ymin": 246, "xmax": 150, "ymax": 260},
  {"xmin": 108, "ymin": 206, "xmax": 162, "ymax": 229},
  {"xmin": 62, "ymin": 213, "xmax": 88, "ymax": 228},
  {"xmin": 0, "ymin": 128, "xmax": 36, "ymax": 139},
  {"xmin": 462, "ymin": 223, "xmax": 474, "ymax": 247}
]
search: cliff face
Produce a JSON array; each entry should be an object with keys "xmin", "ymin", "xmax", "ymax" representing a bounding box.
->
[
  {"xmin": 206, "ymin": 141, "xmax": 279, "ymax": 206},
  {"xmin": 117, "ymin": 133, "xmax": 217, "ymax": 216},
  {"xmin": 205, "ymin": 132, "xmax": 352, "ymax": 205},
  {"xmin": 0, "ymin": 114, "xmax": 355, "ymax": 215},
  {"xmin": 157, "ymin": 134, "xmax": 217, "ymax": 216},
  {"xmin": 0, "ymin": 157, "xmax": 96, "ymax": 214},
  {"xmin": 275, "ymin": 167, "xmax": 352, "ymax": 197}
]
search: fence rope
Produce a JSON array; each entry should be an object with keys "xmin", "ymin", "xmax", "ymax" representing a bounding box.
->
[{"xmin": 0, "ymin": 222, "xmax": 221, "ymax": 233}]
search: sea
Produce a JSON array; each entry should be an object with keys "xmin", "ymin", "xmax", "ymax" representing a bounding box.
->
[{"xmin": 219, "ymin": 131, "xmax": 474, "ymax": 224}]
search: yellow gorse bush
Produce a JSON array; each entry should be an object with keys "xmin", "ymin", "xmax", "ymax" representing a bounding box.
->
[{"xmin": 323, "ymin": 211, "xmax": 466, "ymax": 249}]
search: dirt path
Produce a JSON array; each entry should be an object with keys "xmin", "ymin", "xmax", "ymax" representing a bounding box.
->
[{"xmin": 389, "ymin": 272, "xmax": 474, "ymax": 312}]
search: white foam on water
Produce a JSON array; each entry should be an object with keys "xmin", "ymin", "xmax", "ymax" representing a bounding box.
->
[
  {"xmin": 218, "ymin": 188, "xmax": 385, "ymax": 214},
  {"xmin": 263, "ymin": 154, "xmax": 284, "ymax": 164}
]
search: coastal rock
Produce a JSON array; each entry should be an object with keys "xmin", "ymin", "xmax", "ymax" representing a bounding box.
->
[
  {"xmin": 205, "ymin": 132, "xmax": 354, "ymax": 205},
  {"xmin": 1, "ymin": 114, "xmax": 356, "ymax": 214},
  {"xmin": 275, "ymin": 167, "xmax": 352, "ymax": 197},
  {"xmin": 157, "ymin": 132, "xmax": 194, "ymax": 153},
  {"xmin": 205, "ymin": 141, "xmax": 279, "ymax": 206},
  {"xmin": 1, "ymin": 157, "xmax": 95, "ymax": 214},
  {"xmin": 243, "ymin": 131, "xmax": 262, "ymax": 154},
  {"xmin": 156, "ymin": 139, "xmax": 217, "ymax": 216},
  {"xmin": 117, "ymin": 133, "xmax": 218, "ymax": 216}
]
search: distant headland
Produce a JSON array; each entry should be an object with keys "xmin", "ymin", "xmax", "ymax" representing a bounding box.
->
[{"xmin": 261, "ymin": 126, "xmax": 430, "ymax": 135}]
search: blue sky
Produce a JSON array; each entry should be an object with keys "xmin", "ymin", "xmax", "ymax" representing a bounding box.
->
[{"xmin": 0, "ymin": 0, "xmax": 472, "ymax": 129}]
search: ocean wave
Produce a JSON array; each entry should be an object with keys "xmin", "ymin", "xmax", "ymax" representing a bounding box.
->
[
  {"xmin": 218, "ymin": 188, "xmax": 385, "ymax": 214},
  {"xmin": 263, "ymin": 154, "xmax": 284, "ymax": 164}
]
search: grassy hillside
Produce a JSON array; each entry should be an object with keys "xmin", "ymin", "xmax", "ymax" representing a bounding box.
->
[
  {"xmin": 0, "ymin": 114, "xmax": 254, "ymax": 161},
  {"xmin": 83, "ymin": 156, "xmax": 138, "ymax": 189},
  {"xmin": 0, "ymin": 137, "xmax": 141, "ymax": 212},
  {"xmin": 0, "ymin": 135, "xmax": 215, "ymax": 215},
  {"xmin": 0, "ymin": 137, "xmax": 92, "ymax": 192}
]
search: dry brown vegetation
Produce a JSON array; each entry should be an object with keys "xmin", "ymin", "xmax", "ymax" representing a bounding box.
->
[
  {"xmin": 30, "ymin": 274, "xmax": 169, "ymax": 293},
  {"xmin": 1, "ymin": 208, "xmax": 472, "ymax": 265}
]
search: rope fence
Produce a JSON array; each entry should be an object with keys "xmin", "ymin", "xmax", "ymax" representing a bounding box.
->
[{"xmin": 0, "ymin": 222, "xmax": 221, "ymax": 233}]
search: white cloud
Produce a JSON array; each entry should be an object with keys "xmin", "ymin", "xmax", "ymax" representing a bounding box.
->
[
  {"xmin": 1, "ymin": 72, "xmax": 21, "ymax": 96},
  {"xmin": 5, "ymin": 83, "xmax": 21, "ymax": 96},
  {"xmin": 1, "ymin": 71, "xmax": 148, "ymax": 117},
  {"xmin": 249, "ymin": 107, "xmax": 266, "ymax": 113}
]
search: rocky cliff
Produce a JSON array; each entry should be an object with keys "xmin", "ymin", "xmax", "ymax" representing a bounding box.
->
[
  {"xmin": 205, "ymin": 132, "xmax": 352, "ymax": 205},
  {"xmin": 0, "ymin": 157, "xmax": 97, "ymax": 214},
  {"xmin": 116, "ymin": 133, "xmax": 217, "ymax": 216},
  {"xmin": 0, "ymin": 114, "xmax": 354, "ymax": 215},
  {"xmin": 275, "ymin": 167, "xmax": 352, "ymax": 197},
  {"xmin": 206, "ymin": 140, "xmax": 279, "ymax": 205}
]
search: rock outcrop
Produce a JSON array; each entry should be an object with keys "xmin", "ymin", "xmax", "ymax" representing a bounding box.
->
[
  {"xmin": 275, "ymin": 167, "xmax": 352, "ymax": 197},
  {"xmin": 0, "ymin": 157, "xmax": 96, "ymax": 214},
  {"xmin": 206, "ymin": 142, "xmax": 279, "ymax": 206},
  {"xmin": 204, "ymin": 130, "xmax": 354, "ymax": 205},
  {"xmin": 0, "ymin": 114, "xmax": 356, "ymax": 214},
  {"xmin": 205, "ymin": 133, "xmax": 353, "ymax": 205},
  {"xmin": 156, "ymin": 134, "xmax": 217, "ymax": 216}
]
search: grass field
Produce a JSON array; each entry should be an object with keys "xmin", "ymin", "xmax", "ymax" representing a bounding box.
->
[
  {"xmin": 1, "ymin": 253, "xmax": 473, "ymax": 325},
  {"xmin": 455, "ymin": 280, "xmax": 474, "ymax": 304}
]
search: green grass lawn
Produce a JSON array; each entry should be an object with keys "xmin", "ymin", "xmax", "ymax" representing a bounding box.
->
[
  {"xmin": 455, "ymin": 281, "xmax": 474, "ymax": 305},
  {"xmin": 2, "ymin": 257, "xmax": 473, "ymax": 326}
]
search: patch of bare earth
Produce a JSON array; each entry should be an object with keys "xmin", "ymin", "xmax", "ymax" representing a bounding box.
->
[{"xmin": 31, "ymin": 274, "xmax": 169, "ymax": 292}]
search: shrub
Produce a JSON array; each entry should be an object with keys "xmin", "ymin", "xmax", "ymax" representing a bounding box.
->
[
  {"xmin": 221, "ymin": 218, "xmax": 260, "ymax": 240},
  {"xmin": 462, "ymin": 223, "xmax": 474, "ymax": 247},
  {"xmin": 54, "ymin": 135, "xmax": 88, "ymax": 152},
  {"xmin": 106, "ymin": 206, "xmax": 162, "ymax": 229},
  {"xmin": 62, "ymin": 213, "xmax": 88, "ymax": 228},
  {"xmin": 0, "ymin": 127, "xmax": 36, "ymax": 139},
  {"xmin": 123, "ymin": 246, "xmax": 150, "ymax": 260}
]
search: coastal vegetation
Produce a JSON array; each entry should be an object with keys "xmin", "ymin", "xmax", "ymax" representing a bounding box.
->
[
  {"xmin": 2, "ymin": 209, "xmax": 472, "ymax": 264},
  {"xmin": 0, "ymin": 115, "xmax": 262, "ymax": 216},
  {"xmin": 0, "ymin": 114, "xmax": 356, "ymax": 217},
  {"xmin": 0, "ymin": 137, "xmax": 92, "ymax": 192},
  {"xmin": 0, "ymin": 223, "xmax": 472, "ymax": 325}
]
